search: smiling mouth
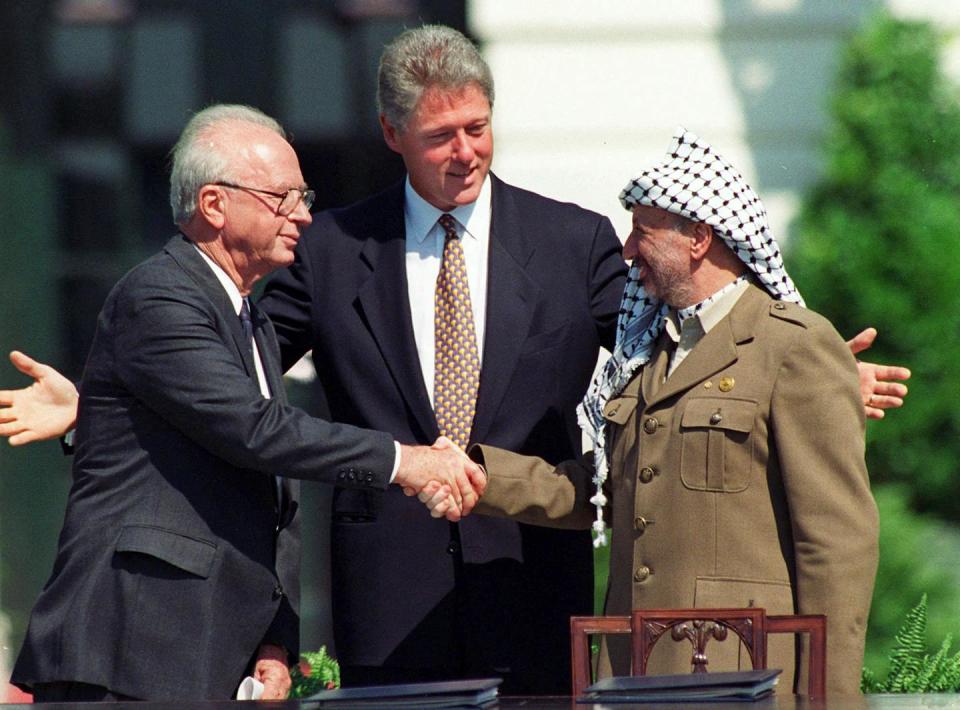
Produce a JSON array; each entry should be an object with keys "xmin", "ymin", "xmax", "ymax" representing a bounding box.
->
[{"xmin": 448, "ymin": 166, "xmax": 475, "ymax": 179}]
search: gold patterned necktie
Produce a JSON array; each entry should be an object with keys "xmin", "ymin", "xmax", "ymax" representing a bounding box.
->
[{"xmin": 434, "ymin": 213, "xmax": 480, "ymax": 450}]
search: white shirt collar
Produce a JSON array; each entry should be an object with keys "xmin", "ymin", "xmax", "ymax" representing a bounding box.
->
[
  {"xmin": 665, "ymin": 276, "xmax": 751, "ymax": 342},
  {"xmin": 193, "ymin": 244, "xmax": 244, "ymax": 315},
  {"xmin": 403, "ymin": 174, "xmax": 492, "ymax": 242}
]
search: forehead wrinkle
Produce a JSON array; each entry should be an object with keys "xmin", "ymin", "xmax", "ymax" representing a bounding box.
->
[{"xmin": 217, "ymin": 122, "xmax": 296, "ymax": 190}]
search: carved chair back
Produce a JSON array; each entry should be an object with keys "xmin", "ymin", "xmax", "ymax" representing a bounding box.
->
[{"xmin": 570, "ymin": 608, "xmax": 826, "ymax": 700}]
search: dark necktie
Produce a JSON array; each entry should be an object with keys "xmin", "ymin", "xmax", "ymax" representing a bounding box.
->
[
  {"xmin": 239, "ymin": 298, "xmax": 254, "ymax": 347},
  {"xmin": 241, "ymin": 297, "xmax": 282, "ymax": 505},
  {"xmin": 434, "ymin": 214, "xmax": 480, "ymax": 450}
]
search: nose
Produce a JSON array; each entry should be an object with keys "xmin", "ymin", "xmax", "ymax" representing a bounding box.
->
[
  {"xmin": 622, "ymin": 230, "xmax": 640, "ymax": 261},
  {"xmin": 289, "ymin": 198, "xmax": 313, "ymax": 226},
  {"xmin": 452, "ymin": 130, "xmax": 475, "ymax": 163}
]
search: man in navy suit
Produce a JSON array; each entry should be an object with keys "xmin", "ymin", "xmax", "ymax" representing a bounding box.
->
[
  {"xmin": 7, "ymin": 104, "xmax": 483, "ymax": 702},
  {"xmin": 257, "ymin": 25, "xmax": 627, "ymax": 693}
]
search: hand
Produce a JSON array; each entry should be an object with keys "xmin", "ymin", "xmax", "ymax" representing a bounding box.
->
[
  {"xmin": 428, "ymin": 435, "xmax": 487, "ymax": 499},
  {"xmin": 394, "ymin": 439, "xmax": 486, "ymax": 521},
  {"xmin": 418, "ymin": 479, "xmax": 461, "ymax": 520},
  {"xmin": 253, "ymin": 644, "xmax": 291, "ymax": 700},
  {"xmin": 845, "ymin": 329, "xmax": 911, "ymax": 420},
  {"xmin": 414, "ymin": 438, "xmax": 487, "ymax": 520},
  {"xmin": 0, "ymin": 351, "xmax": 80, "ymax": 445}
]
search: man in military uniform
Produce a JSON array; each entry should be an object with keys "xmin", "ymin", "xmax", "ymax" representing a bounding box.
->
[{"xmin": 425, "ymin": 128, "xmax": 880, "ymax": 695}]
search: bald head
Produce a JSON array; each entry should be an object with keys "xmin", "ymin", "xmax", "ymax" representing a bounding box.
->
[{"xmin": 169, "ymin": 104, "xmax": 285, "ymax": 226}]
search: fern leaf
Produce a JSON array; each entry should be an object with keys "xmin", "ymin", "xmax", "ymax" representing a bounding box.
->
[
  {"xmin": 915, "ymin": 636, "xmax": 953, "ymax": 692},
  {"xmin": 884, "ymin": 594, "xmax": 928, "ymax": 692},
  {"xmin": 930, "ymin": 650, "xmax": 960, "ymax": 692},
  {"xmin": 289, "ymin": 646, "xmax": 341, "ymax": 698}
]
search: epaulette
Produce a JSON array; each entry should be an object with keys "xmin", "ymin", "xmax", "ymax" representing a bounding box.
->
[{"xmin": 767, "ymin": 300, "xmax": 813, "ymax": 328}]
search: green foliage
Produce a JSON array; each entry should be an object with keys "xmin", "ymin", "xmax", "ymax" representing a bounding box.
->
[
  {"xmin": 864, "ymin": 485, "xmax": 960, "ymax": 675},
  {"xmin": 863, "ymin": 596, "xmax": 960, "ymax": 693},
  {"xmin": 594, "ymin": 541, "xmax": 611, "ymax": 616},
  {"xmin": 288, "ymin": 646, "xmax": 340, "ymax": 698},
  {"xmin": 789, "ymin": 12, "xmax": 960, "ymax": 520}
]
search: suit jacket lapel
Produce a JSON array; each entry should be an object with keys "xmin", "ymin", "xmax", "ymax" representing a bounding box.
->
[
  {"xmin": 164, "ymin": 234, "xmax": 288, "ymax": 508},
  {"xmin": 253, "ymin": 303, "xmax": 287, "ymax": 404},
  {"xmin": 470, "ymin": 177, "xmax": 539, "ymax": 445},
  {"xmin": 164, "ymin": 235, "xmax": 259, "ymax": 380},
  {"xmin": 641, "ymin": 331, "xmax": 673, "ymax": 404},
  {"xmin": 249, "ymin": 303, "xmax": 297, "ymax": 508},
  {"xmin": 255, "ymin": 308, "xmax": 299, "ymax": 511},
  {"xmin": 355, "ymin": 184, "xmax": 437, "ymax": 440}
]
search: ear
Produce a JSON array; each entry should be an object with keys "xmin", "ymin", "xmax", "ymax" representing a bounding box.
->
[
  {"xmin": 196, "ymin": 184, "xmax": 227, "ymax": 230},
  {"xmin": 380, "ymin": 114, "xmax": 403, "ymax": 154},
  {"xmin": 689, "ymin": 222, "xmax": 713, "ymax": 261}
]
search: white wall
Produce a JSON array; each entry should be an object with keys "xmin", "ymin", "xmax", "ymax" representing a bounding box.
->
[{"xmin": 471, "ymin": 0, "xmax": 960, "ymax": 243}]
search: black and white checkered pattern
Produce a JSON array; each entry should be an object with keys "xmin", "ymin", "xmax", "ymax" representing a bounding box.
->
[{"xmin": 577, "ymin": 128, "xmax": 804, "ymax": 546}]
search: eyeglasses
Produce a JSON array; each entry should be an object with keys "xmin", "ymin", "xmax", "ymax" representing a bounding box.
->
[{"xmin": 214, "ymin": 182, "xmax": 315, "ymax": 216}]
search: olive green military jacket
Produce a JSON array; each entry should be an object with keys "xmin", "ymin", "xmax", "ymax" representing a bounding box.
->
[{"xmin": 474, "ymin": 283, "xmax": 879, "ymax": 695}]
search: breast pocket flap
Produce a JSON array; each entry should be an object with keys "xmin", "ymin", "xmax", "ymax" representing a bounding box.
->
[
  {"xmin": 115, "ymin": 525, "xmax": 217, "ymax": 579},
  {"xmin": 681, "ymin": 398, "xmax": 756, "ymax": 433}
]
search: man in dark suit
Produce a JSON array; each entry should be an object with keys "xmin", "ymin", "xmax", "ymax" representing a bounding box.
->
[
  {"xmin": 257, "ymin": 25, "xmax": 626, "ymax": 693},
  {"xmin": 8, "ymin": 104, "xmax": 482, "ymax": 702}
]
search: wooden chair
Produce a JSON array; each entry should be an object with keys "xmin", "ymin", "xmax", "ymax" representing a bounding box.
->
[{"xmin": 570, "ymin": 608, "xmax": 826, "ymax": 700}]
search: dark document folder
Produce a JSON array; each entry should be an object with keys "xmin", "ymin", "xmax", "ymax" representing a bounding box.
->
[
  {"xmin": 578, "ymin": 669, "xmax": 782, "ymax": 703},
  {"xmin": 306, "ymin": 677, "xmax": 501, "ymax": 708}
]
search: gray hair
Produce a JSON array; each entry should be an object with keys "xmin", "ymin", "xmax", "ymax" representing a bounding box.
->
[
  {"xmin": 377, "ymin": 24, "xmax": 495, "ymax": 131},
  {"xmin": 169, "ymin": 104, "xmax": 286, "ymax": 225}
]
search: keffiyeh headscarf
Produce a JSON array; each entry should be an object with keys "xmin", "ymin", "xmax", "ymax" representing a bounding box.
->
[{"xmin": 577, "ymin": 128, "xmax": 805, "ymax": 546}]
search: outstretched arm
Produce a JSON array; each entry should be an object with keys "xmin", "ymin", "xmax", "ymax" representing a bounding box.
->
[
  {"xmin": 0, "ymin": 351, "xmax": 79, "ymax": 445},
  {"xmin": 846, "ymin": 328, "xmax": 911, "ymax": 420}
]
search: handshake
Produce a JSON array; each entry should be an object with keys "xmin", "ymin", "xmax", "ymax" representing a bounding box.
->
[{"xmin": 393, "ymin": 437, "xmax": 486, "ymax": 521}]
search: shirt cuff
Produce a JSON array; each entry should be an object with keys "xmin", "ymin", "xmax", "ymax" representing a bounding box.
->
[{"xmin": 389, "ymin": 440, "xmax": 402, "ymax": 483}]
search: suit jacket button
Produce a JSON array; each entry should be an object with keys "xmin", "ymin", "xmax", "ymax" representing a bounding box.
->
[
  {"xmin": 633, "ymin": 565, "xmax": 651, "ymax": 583},
  {"xmin": 273, "ymin": 584, "xmax": 283, "ymax": 599},
  {"xmin": 638, "ymin": 467, "xmax": 655, "ymax": 484},
  {"xmin": 709, "ymin": 412, "xmax": 723, "ymax": 425},
  {"xmin": 634, "ymin": 516, "xmax": 650, "ymax": 533},
  {"xmin": 643, "ymin": 417, "xmax": 659, "ymax": 434},
  {"xmin": 446, "ymin": 540, "xmax": 461, "ymax": 555},
  {"xmin": 365, "ymin": 473, "xmax": 374, "ymax": 483}
]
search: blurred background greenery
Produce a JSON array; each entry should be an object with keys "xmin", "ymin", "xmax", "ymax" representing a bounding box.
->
[{"xmin": 790, "ymin": 11, "xmax": 960, "ymax": 677}]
